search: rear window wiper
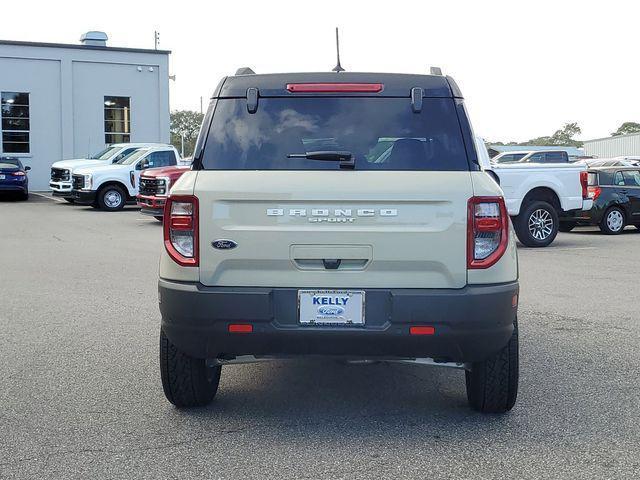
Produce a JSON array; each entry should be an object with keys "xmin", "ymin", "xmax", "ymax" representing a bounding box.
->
[{"xmin": 287, "ymin": 151, "xmax": 355, "ymax": 169}]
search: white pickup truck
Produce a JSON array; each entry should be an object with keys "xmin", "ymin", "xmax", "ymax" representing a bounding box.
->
[
  {"xmin": 476, "ymin": 140, "xmax": 592, "ymax": 246},
  {"xmin": 71, "ymin": 144, "xmax": 181, "ymax": 211},
  {"xmin": 50, "ymin": 143, "xmax": 170, "ymax": 201}
]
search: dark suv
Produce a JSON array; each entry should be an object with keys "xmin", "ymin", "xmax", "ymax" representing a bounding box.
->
[{"xmin": 561, "ymin": 167, "xmax": 640, "ymax": 234}]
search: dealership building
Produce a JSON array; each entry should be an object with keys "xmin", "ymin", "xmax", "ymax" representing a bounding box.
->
[
  {"xmin": 0, "ymin": 32, "xmax": 170, "ymax": 190},
  {"xmin": 583, "ymin": 133, "xmax": 640, "ymax": 158}
]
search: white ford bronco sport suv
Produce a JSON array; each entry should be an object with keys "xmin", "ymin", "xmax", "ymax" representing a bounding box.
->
[{"xmin": 158, "ymin": 70, "xmax": 520, "ymax": 413}]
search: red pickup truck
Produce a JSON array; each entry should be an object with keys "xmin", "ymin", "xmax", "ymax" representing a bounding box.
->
[{"xmin": 137, "ymin": 165, "xmax": 189, "ymax": 220}]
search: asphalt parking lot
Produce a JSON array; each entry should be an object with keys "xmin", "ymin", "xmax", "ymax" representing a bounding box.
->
[{"xmin": 1, "ymin": 194, "xmax": 639, "ymax": 479}]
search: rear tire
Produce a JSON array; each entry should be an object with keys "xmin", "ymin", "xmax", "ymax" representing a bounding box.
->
[
  {"xmin": 154, "ymin": 216, "xmax": 164, "ymax": 222},
  {"xmin": 20, "ymin": 191, "xmax": 29, "ymax": 201},
  {"xmin": 559, "ymin": 221, "xmax": 576, "ymax": 233},
  {"xmin": 160, "ymin": 329, "xmax": 221, "ymax": 407},
  {"xmin": 97, "ymin": 185, "xmax": 126, "ymax": 211},
  {"xmin": 466, "ymin": 320, "xmax": 519, "ymax": 414},
  {"xmin": 513, "ymin": 201, "xmax": 559, "ymax": 247},
  {"xmin": 599, "ymin": 207, "xmax": 625, "ymax": 235},
  {"xmin": 64, "ymin": 198, "xmax": 75, "ymax": 204}
]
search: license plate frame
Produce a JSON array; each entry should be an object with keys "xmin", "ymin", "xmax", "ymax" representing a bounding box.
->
[
  {"xmin": 298, "ymin": 290, "xmax": 365, "ymax": 326},
  {"xmin": 0, "ymin": 175, "xmax": 5, "ymax": 180}
]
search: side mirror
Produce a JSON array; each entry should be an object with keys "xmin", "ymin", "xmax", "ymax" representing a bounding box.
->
[
  {"xmin": 24, "ymin": 166, "xmax": 31, "ymax": 171},
  {"xmin": 139, "ymin": 159, "xmax": 150, "ymax": 170}
]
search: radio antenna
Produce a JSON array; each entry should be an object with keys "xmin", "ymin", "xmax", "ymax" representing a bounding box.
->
[{"xmin": 332, "ymin": 27, "xmax": 345, "ymax": 72}]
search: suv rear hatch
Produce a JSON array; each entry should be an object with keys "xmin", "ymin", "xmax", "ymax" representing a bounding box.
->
[{"xmin": 194, "ymin": 75, "xmax": 476, "ymax": 289}]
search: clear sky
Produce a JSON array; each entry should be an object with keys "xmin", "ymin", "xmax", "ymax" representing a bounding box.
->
[{"xmin": 2, "ymin": 0, "xmax": 638, "ymax": 143}]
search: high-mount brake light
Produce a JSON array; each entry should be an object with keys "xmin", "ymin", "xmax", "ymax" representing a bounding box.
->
[
  {"xmin": 164, "ymin": 195, "xmax": 199, "ymax": 266},
  {"xmin": 467, "ymin": 197, "xmax": 509, "ymax": 269},
  {"xmin": 286, "ymin": 83, "xmax": 383, "ymax": 93}
]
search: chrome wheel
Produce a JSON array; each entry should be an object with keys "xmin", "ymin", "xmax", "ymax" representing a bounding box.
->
[
  {"xmin": 528, "ymin": 208, "xmax": 554, "ymax": 240},
  {"xmin": 104, "ymin": 189, "xmax": 123, "ymax": 208},
  {"xmin": 606, "ymin": 210, "xmax": 624, "ymax": 232}
]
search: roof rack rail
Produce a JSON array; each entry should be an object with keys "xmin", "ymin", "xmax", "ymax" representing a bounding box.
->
[
  {"xmin": 235, "ymin": 67, "xmax": 256, "ymax": 75},
  {"xmin": 430, "ymin": 66, "xmax": 443, "ymax": 76}
]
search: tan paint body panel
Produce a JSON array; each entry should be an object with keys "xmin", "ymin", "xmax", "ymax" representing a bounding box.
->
[{"xmin": 193, "ymin": 171, "xmax": 474, "ymax": 289}]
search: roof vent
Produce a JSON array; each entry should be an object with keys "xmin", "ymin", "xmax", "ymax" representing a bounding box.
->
[
  {"xmin": 235, "ymin": 67, "xmax": 256, "ymax": 75},
  {"xmin": 80, "ymin": 31, "xmax": 108, "ymax": 47}
]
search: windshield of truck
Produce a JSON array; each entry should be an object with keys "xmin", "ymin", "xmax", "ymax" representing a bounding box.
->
[
  {"xmin": 201, "ymin": 97, "xmax": 469, "ymax": 171},
  {"xmin": 91, "ymin": 146, "xmax": 121, "ymax": 160},
  {"xmin": 117, "ymin": 149, "xmax": 149, "ymax": 165}
]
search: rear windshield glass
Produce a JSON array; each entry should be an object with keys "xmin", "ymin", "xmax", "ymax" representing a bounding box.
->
[{"xmin": 201, "ymin": 97, "xmax": 469, "ymax": 171}]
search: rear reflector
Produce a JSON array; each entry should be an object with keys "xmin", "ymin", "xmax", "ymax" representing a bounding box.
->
[
  {"xmin": 228, "ymin": 324, "xmax": 253, "ymax": 333},
  {"xmin": 410, "ymin": 326, "xmax": 435, "ymax": 336},
  {"xmin": 286, "ymin": 83, "xmax": 383, "ymax": 93}
]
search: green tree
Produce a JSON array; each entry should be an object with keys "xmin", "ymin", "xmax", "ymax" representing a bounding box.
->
[
  {"xmin": 611, "ymin": 122, "xmax": 640, "ymax": 136},
  {"xmin": 520, "ymin": 122, "xmax": 583, "ymax": 147},
  {"xmin": 170, "ymin": 110, "xmax": 205, "ymax": 157}
]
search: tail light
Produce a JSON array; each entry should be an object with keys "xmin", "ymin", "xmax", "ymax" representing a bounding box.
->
[
  {"xmin": 587, "ymin": 186, "xmax": 601, "ymax": 200},
  {"xmin": 129, "ymin": 171, "xmax": 135, "ymax": 188},
  {"xmin": 467, "ymin": 196, "xmax": 509, "ymax": 269},
  {"xmin": 12, "ymin": 171, "xmax": 26, "ymax": 176},
  {"xmin": 580, "ymin": 171, "xmax": 588, "ymax": 199},
  {"xmin": 163, "ymin": 195, "xmax": 198, "ymax": 266}
]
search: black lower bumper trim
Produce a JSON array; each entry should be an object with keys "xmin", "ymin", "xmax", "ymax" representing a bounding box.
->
[
  {"xmin": 70, "ymin": 190, "xmax": 97, "ymax": 204},
  {"xmin": 159, "ymin": 280, "xmax": 519, "ymax": 363}
]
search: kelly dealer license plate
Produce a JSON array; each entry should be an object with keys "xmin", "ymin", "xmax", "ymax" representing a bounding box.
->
[{"xmin": 298, "ymin": 290, "xmax": 365, "ymax": 326}]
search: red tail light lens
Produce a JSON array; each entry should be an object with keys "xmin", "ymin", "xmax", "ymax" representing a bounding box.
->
[
  {"xmin": 580, "ymin": 171, "xmax": 588, "ymax": 199},
  {"xmin": 286, "ymin": 83, "xmax": 383, "ymax": 93},
  {"xmin": 228, "ymin": 324, "xmax": 253, "ymax": 333},
  {"xmin": 164, "ymin": 195, "xmax": 198, "ymax": 266},
  {"xmin": 467, "ymin": 197, "xmax": 509, "ymax": 269},
  {"xmin": 12, "ymin": 171, "xmax": 26, "ymax": 176},
  {"xmin": 587, "ymin": 186, "xmax": 601, "ymax": 200}
]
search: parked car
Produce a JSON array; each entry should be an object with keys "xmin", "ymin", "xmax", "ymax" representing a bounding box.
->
[
  {"xmin": 0, "ymin": 157, "xmax": 30, "ymax": 200},
  {"xmin": 71, "ymin": 145, "xmax": 181, "ymax": 211},
  {"xmin": 560, "ymin": 166, "xmax": 640, "ymax": 234},
  {"xmin": 481, "ymin": 147, "xmax": 592, "ymax": 246},
  {"xmin": 158, "ymin": 69, "xmax": 520, "ymax": 413},
  {"xmin": 492, "ymin": 150, "xmax": 570, "ymax": 164},
  {"xmin": 49, "ymin": 143, "xmax": 172, "ymax": 201},
  {"xmin": 578, "ymin": 157, "xmax": 640, "ymax": 168},
  {"xmin": 137, "ymin": 165, "xmax": 190, "ymax": 220}
]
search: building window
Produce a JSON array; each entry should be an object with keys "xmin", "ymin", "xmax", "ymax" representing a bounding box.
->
[
  {"xmin": 1, "ymin": 92, "xmax": 30, "ymax": 153},
  {"xmin": 104, "ymin": 96, "xmax": 130, "ymax": 144}
]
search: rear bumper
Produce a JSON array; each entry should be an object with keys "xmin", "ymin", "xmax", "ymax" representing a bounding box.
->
[
  {"xmin": 159, "ymin": 280, "xmax": 519, "ymax": 363},
  {"xmin": 70, "ymin": 189, "xmax": 97, "ymax": 204},
  {"xmin": 0, "ymin": 183, "xmax": 27, "ymax": 192}
]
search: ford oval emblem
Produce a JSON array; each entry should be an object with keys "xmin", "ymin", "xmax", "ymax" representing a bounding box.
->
[
  {"xmin": 211, "ymin": 239, "xmax": 238, "ymax": 250},
  {"xmin": 318, "ymin": 306, "xmax": 345, "ymax": 316}
]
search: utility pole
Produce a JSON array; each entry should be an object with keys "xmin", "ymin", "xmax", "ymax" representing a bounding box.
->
[
  {"xmin": 200, "ymin": 96, "xmax": 203, "ymax": 114},
  {"xmin": 154, "ymin": 31, "xmax": 160, "ymax": 50}
]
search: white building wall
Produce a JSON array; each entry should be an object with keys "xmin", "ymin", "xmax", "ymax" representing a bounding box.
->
[
  {"xmin": 0, "ymin": 42, "xmax": 170, "ymax": 190},
  {"xmin": 583, "ymin": 134, "xmax": 640, "ymax": 158}
]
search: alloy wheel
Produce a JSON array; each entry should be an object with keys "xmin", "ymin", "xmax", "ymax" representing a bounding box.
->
[{"xmin": 528, "ymin": 208, "xmax": 554, "ymax": 240}]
